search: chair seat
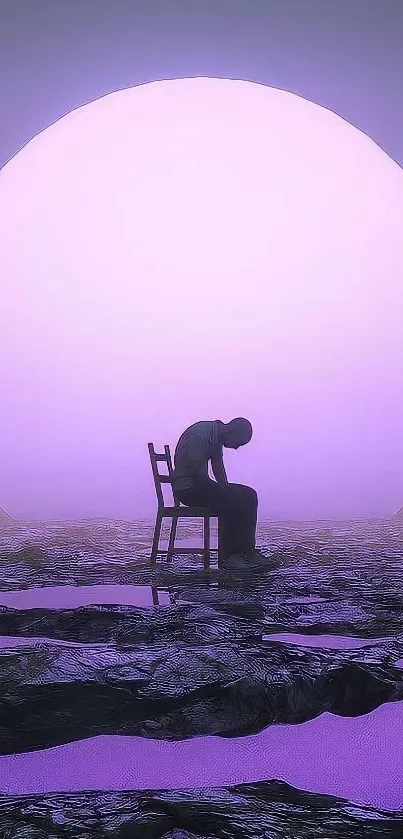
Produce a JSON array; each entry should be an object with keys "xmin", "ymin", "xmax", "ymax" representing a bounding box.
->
[{"xmin": 160, "ymin": 506, "xmax": 215, "ymax": 517}]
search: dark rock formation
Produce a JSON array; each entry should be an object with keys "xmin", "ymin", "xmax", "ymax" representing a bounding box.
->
[
  {"xmin": 0, "ymin": 782, "xmax": 402, "ymax": 838},
  {"xmin": 0, "ymin": 625, "xmax": 402, "ymax": 754},
  {"xmin": 0, "ymin": 518, "xmax": 403, "ymax": 831}
]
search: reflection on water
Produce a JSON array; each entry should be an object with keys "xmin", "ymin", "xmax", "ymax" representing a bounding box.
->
[
  {"xmin": 286, "ymin": 596, "xmax": 326, "ymax": 603},
  {"xmin": 0, "ymin": 584, "xmax": 171, "ymax": 609},
  {"xmin": 0, "ymin": 701, "xmax": 402, "ymax": 811},
  {"xmin": 263, "ymin": 633, "xmax": 383, "ymax": 649},
  {"xmin": 0, "ymin": 635, "xmax": 87, "ymax": 648}
]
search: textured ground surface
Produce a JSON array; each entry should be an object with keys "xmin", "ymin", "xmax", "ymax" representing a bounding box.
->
[{"xmin": 0, "ymin": 517, "xmax": 402, "ymax": 836}]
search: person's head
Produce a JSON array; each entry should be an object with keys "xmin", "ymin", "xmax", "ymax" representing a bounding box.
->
[{"xmin": 222, "ymin": 417, "xmax": 253, "ymax": 449}]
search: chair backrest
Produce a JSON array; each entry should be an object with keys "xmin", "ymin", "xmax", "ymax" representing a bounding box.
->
[{"xmin": 148, "ymin": 442, "xmax": 178, "ymax": 508}]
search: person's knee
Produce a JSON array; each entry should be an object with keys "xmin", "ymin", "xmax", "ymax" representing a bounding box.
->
[
  {"xmin": 230, "ymin": 483, "xmax": 257, "ymax": 506},
  {"xmin": 239, "ymin": 484, "xmax": 257, "ymax": 501},
  {"xmin": 248, "ymin": 486, "xmax": 258, "ymax": 507}
]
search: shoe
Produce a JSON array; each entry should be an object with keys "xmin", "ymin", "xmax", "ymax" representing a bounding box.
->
[
  {"xmin": 247, "ymin": 549, "xmax": 271, "ymax": 565},
  {"xmin": 220, "ymin": 552, "xmax": 263, "ymax": 571}
]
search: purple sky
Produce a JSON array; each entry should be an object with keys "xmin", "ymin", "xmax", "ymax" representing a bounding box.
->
[
  {"xmin": 1, "ymin": 3, "xmax": 403, "ymax": 522},
  {"xmin": 1, "ymin": 1, "xmax": 403, "ymax": 170},
  {"xmin": 1, "ymin": 77, "xmax": 403, "ymax": 521}
]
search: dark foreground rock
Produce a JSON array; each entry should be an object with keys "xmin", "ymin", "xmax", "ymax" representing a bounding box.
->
[
  {"xmin": 0, "ymin": 518, "xmax": 403, "ymax": 823},
  {"xmin": 0, "ymin": 626, "xmax": 402, "ymax": 753},
  {"xmin": 0, "ymin": 782, "xmax": 403, "ymax": 838}
]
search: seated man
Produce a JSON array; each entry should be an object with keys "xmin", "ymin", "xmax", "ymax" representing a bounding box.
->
[{"xmin": 171, "ymin": 417, "xmax": 268, "ymax": 570}]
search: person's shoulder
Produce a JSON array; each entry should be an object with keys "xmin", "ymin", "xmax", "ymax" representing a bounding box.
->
[
  {"xmin": 190, "ymin": 420, "xmax": 213, "ymax": 430},
  {"xmin": 206, "ymin": 420, "xmax": 222, "ymax": 436},
  {"xmin": 180, "ymin": 420, "xmax": 218, "ymax": 439},
  {"xmin": 180, "ymin": 420, "xmax": 207, "ymax": 438}
]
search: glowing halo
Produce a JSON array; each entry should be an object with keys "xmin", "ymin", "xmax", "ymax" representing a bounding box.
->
[{"xmin": 1, "ymin": 77, "xmax": 402, "ymax": 519}]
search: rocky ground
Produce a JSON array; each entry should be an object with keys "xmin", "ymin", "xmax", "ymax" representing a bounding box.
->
[{"xmin": 0, "ymin": 517, "xmax": 402, "ymax": 836}]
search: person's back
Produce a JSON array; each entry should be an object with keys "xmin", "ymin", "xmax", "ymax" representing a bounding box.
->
[
  {"xmin": 172, "ymin": 417, "xmax": 269, "ymax": 570},
  {"xmin": 172, "ymin": 420, "xmax": 225, "ymax": 492}
]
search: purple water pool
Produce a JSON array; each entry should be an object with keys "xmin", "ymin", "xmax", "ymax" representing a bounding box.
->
[
  {"xmin": 263, "ymin": 633, "xmax": 384, "ymax": 649},
  {"xmin": 0, "ymin": 584, "xmax": 171, "ymax": 609},
  {"xmin": 0, "ymin": 701, "xmax": 402, "ymax": 811}
]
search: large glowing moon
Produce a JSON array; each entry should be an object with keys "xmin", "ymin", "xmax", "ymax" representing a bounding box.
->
[{"xmin": 1, "ymin": 77, "xmax": 403, "ymax": 520}]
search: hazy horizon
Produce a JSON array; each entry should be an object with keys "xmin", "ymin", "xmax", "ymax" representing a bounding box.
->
[{"xmin": 0, "ymin": 514, "xmax": 395, "ymax": 524}]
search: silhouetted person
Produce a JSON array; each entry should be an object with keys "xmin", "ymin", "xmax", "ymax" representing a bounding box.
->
[{"xmin": 171, "ymin": 418, "xmax": 268, "ymax": 570}]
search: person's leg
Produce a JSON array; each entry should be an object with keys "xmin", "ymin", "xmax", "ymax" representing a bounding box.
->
[
  {"xmin": 177, "ymin": 479, "xmax": 257, "ymax": 559},
  {"xmin": 226, "ymin": 484, "xmax": 258, "ymax": 554},
  {"xmin": 228, "ymin": 484, "xmax": 270, "ymax": 563},
  {"xmin": 224, "ymin": 483, "xmax": 269, "ymax": 565},
  {"xmin": 177, "ymin": 479, "xmax": 244, "ymax": 558}
]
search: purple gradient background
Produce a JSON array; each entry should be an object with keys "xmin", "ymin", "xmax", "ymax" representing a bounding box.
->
[
  {"xmin": 1, "ymin": 2, "xmax": 403, "ymax": 522},
  {"xmin": 1, "ymin": 0, "xmax": 403, "ymax": 170},
  {"xmin": 1, "ymin": 77, "xmax": 403, "ymax": 521}
]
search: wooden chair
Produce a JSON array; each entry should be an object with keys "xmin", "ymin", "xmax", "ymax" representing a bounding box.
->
[{"xmin": 148, "ymin": 442, "xmax": 218, "ymax": 569}]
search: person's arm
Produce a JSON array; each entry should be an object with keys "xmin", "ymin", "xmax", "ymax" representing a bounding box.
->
[{"xmin": 210, "ymin": 451, "xmax": 228, "ymax": 486}]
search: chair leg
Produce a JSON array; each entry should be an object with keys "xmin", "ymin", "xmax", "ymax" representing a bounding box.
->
[
  {"xmin": 167, "ymin": 516, "xmax": 177, "ymax": 563},
  {"xmin": 217, "ymin": 516, "xmax": 224, "ymax": 566},
  {"xmin": 150, "ymin": 511, "xmax": 163, "ymax": 566},
  {"xmin": 203, "ymin": 516, "xmax": 210, "ymax": 570},
  {"xmin": 151, "ymin": 585, "xmax": 159, "ymax": 605}
]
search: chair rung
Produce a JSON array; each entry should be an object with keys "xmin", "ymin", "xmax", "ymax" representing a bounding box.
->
[
  {"xmin": 159, "ymin": 508, "xmax": 217, "ymax": 517},
  {"xmin": 156, "ymin": 548, "xmax": 218, "ymax": 555}
]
